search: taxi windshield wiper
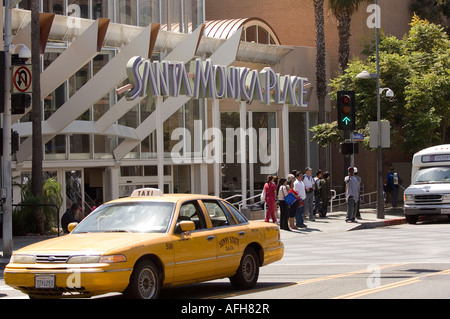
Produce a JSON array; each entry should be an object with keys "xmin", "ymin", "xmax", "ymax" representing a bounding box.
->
[{"xmin": 104, "ymin": 229, "xmax": 135, "ymax": 233}]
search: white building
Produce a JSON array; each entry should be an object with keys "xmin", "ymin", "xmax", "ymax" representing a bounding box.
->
[{"xmin": 2, "ymin": 1, "xmax": 330, "ymax": 218}]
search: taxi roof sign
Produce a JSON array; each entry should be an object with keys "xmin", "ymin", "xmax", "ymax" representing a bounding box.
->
[{"xmin": 130, "ymin": 188, "xmax": 164, "ymax": 197}]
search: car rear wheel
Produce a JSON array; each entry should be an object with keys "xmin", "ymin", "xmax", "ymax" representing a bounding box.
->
[
  {"xmin": 229, "ymin": 247, "xmax": 259, "ymax": 290},
  {"xmin": 124, "ymin": 260, "xmax": 161, "ymax": 299}
]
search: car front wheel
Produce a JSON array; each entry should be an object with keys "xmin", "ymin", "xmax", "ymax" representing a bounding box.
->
[
  {"xmin": 229, "ymin": 247, "xmax": 259, "ymax": 290},
  {"xmin": 124, "ymin": 260, "xmax": 161, "ymax": 299}
]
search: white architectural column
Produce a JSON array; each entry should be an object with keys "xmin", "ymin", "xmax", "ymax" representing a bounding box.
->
[
  {"xmin": 156, "ymin": 96, "xmax": 164, "ymax": 191},
  {"xmin": 200, "ymin": 164, "xmax": 208, "ymax": 195},
  {"xmin": 239, "ymin": 101, "xmax": 247, "ymax": 208},
  {"xmin": 104, "ymin": 166, "xmax": 119, "ymax": 202},
  {"xmin": 248, "ymin": 111, "xmax": 254, "ymax": 198},
  {"xmin": 282, "ymin": 103, "xmax": 290, "ymax": 177},
  {"xmin": 212, "ymin": 99, "xmax": 221, "ymax": 197}
]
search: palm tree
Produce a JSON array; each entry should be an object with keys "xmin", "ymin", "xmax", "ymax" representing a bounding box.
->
[
  {"xmin": 328, "ymin": 0, "xmax": 365, "ymax": 72},
  {"xmin": 31, "ymin": 1, "xmax": 44, "ymax": 234},
  {"xmin": 313, "ymin": 0, "xmax": 328, "ymax": 169}
]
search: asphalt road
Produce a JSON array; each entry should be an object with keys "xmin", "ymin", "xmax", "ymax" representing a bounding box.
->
[
  {"xmin": 1, "ymin": 218, "xmax": 450, "ymax": 302},
  {"xmin": 161, "ymin": 218, "xmax": 450, "ymax": 300}
]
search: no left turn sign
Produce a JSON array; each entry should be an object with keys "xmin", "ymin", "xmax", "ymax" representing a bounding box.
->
[{"xmin": 12, "ymin": 65, "xmax": 32, "ymax": 93}]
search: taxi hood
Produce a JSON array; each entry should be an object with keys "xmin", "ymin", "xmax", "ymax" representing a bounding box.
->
[{"xmin": 13, "ymin": 232, "xmax": 166, "ymax": 255}]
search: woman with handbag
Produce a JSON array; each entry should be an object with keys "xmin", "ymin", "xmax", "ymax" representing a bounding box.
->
[
  {"xmin": 277, "ymin": 178, "xmax": 290, "ymax": 230},
  {"xmin": 286, "ymin": 181, "xmax": 300, "ymax": 230}
]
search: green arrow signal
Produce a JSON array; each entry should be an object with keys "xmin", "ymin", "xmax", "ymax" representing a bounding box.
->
[{"xmin": 342, "ymin": 117, "xmax": 351, "ymax": 125}]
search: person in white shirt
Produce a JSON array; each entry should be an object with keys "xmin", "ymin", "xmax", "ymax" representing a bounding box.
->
[
  {"xmin": 303, "ymin": 167, "xmax": 315, "ymax": 221},
  {"xmin": 293, "ymin": 172, "xmax": 307, "ymax": 228},
  {"xmin": 345, "ymin": 167, "xmax": 360, "ymax": 223},
  {"xmin": 277, "ymin": 178, "xmax": 290, "ymax": 231}
]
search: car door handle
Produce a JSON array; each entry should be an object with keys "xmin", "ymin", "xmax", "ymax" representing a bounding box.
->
[
  {"xmin": 207, "ymin": 236, "xmax": 215, "ymax": 241},
  {"xmin": 239, "ymin": 231, "xmax": 245, "ymax": 236}
]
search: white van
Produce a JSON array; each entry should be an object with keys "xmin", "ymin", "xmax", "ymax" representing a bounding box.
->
[{"xmin": 403, "ymin": 144, "xmax": 450, "ymax": 224}]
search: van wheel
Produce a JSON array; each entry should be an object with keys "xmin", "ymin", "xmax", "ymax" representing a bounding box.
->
[
  {"xmin": 406, "ymin": 215, "xmax": 419, "ymax": 224},
  {"xmin": 124, "ymin": 260, "xmax": 161, "ymax": 299},
  {"xmin": 229, "ymin": 247, "xmax": 259, "ymax": 290}
]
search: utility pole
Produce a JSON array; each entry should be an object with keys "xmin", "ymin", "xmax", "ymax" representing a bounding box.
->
[{"xmin": 2, "ymin": 0, "xmax": 14, "ymax": 257}]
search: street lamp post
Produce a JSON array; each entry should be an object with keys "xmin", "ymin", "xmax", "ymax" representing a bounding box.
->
[{"xmin": 356, "ymin": 0, "xmax": 384, "ymax": 219}]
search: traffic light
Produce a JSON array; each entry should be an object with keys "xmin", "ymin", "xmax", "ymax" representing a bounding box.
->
[
  {"xmin": 11, "ymin": 93, "xmax": 31, "ymax": 114},
  {"xmin": 337, "ymin": 90, "xmax": 355, "ymax": 131},
  {"xmin": 339, "ymin": 141, "xmax": 359, "ymax": 155},
  {"xmin": 0, "ymin": 129, "xmax": 20, "ymax": 156}
]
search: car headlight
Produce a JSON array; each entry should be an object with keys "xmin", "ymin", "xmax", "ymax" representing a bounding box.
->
[
  {"xmin": 67, "ymin": 255, "xmax": 126, "ymax": 264},
  {"xmin": 99, "ymin": 255, "xmax": 127, "ymax": 263},
  {"xmin": 67, "ymin": 255, "xmax": 101, "ymax": 264},
  {"xmin": 404, "ymin": 194, "xmax": 414, "ymax": 202},
  {"xmin": 443, "ymin": 194, "xmax": 450, "ymax": 201},
  {"xmin": 10, "ymin": 254, "xmax": 36, "ymax": 264}
]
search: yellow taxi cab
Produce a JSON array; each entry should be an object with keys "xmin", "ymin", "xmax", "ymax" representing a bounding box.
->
[{"xmin": 4, "ymin": 188, "xmax": 284, "ymax": 299}]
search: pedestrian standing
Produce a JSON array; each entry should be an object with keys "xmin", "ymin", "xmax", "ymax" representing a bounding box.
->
[
  {"xmin": 277, "ymin": 178, "xmax": 290, "ymax": 230},
  {"xmin": 345, "ymin": 167, "xmax": 360, "ymax": 223},
  {"xmin": 294, "ymin": 171, "xmax": 307, "ymax": 228},
  {"xmin": 287, "ymin": 181, "xmax": 299, "ymax": 230},
  {"xmin": 319, "ymin": 171, "xmax": 332, "ymax": 217},
  {"xmin": 303, "ymin": 167, "xmax": 315, "ymax": 221},
  {"xmin": 313, "ymin": 169, "xmax": 323, "ymax": 216},
  {"xmin": 263, "ymin": 175, "xmax": 277, "ymax": 223},
  {"xmin": 354, "ymin": 167, "xmax": 362, "ymax": 219},
  {"xmin": 386, "ymin": 167, "xmax": 402, "ymax": 208}
]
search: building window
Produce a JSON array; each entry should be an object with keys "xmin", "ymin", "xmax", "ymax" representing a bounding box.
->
[
  {"xmin": 138, "ymin": 0, "xmax": 160, "ymax": 27},
  {"xmin": 70, "ymin": 134, "xmax": 91, "ymax": 159},
  {"xmin": 93, "ymin": 0, "xmax": 114, "ymax": 20},
  {"xmin": 45, "ymin": 135, "xmax": 67, "ymax": 160},
  {"xmin": 117, "ymin": 0, "xmax": 137, "ymax": 25},
  {"xmin": 183, "ymin": 0, "xmax": 204, "ymax": 33}
]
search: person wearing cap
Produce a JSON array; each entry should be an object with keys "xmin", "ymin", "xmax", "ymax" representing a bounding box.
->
[{"xmin": 345, "ymin": 167, "xmax": 360, "ymax": 223}]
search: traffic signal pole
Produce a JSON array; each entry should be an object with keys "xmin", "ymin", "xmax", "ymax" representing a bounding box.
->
[
  {"xmin": 2, "ymin": 0, "xmax": 14, "ymax": 257},
  {"xmin": 375, "ymin": 0, "xmax": 384, "ymax": 219}
]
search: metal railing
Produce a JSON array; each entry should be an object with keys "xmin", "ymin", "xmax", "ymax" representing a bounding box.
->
[{"xmin": 225, "ymin": 189, "xmax": 380, "ymax": 216}]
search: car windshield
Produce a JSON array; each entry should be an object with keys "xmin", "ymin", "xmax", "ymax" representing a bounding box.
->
[
  {"xmin": 414, "ymin": 166, "xmax": 450, "ymax": 184},
  {"xmin": 72, "ymin": 202, "xmax": 175, "ymax": 234}
]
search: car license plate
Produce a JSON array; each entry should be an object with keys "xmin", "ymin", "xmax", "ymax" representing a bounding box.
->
[{"xmin": 35, "ymin": 275, "xmax": 55, "ymax": 288}]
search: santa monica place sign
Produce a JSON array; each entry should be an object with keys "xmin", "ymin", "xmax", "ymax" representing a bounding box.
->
[{"xmin": 125, "ymin": 56, "xmax": 310, "ymax": 106}]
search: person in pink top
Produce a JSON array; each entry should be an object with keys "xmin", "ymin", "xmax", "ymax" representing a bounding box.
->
[{"xmin": 263, "ymin": 175, "xmax": 277, "ymax": 223}]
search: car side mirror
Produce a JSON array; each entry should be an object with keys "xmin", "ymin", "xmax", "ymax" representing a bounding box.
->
[
  {"xmin": 179, "ymin": 220, "xmax": 195, "ymax": 232},
  {"xmin": 68, "ymin": 222, "xmax": 78, "ymax": 233}
]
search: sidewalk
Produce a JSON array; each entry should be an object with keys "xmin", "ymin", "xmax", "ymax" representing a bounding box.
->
[{"xmin": 0, "ymin": 207, "xmax": 407, "ymax": 266}]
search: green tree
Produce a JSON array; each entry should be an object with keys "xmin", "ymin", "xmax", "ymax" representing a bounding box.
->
[
  {"xmin": 13, "ymin": 176, "xmax": 63, "ymax": 235},
  {"xmin": 311, "ymin": 16, "xmax": 450, "ymax": 154}
]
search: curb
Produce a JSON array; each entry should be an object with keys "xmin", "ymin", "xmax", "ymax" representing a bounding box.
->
[{"xmin": 349, "ymin": 217, "xmax": 407, "ymax": 231}]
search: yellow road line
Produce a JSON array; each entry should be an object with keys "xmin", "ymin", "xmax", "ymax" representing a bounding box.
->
[
  {"xmin": 205, "ymin": 263, "xmax": 406, "ymax": 299},
  {"xmin": 333, "ymin": 268, "xmax": 450, "ymax": 299}
]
